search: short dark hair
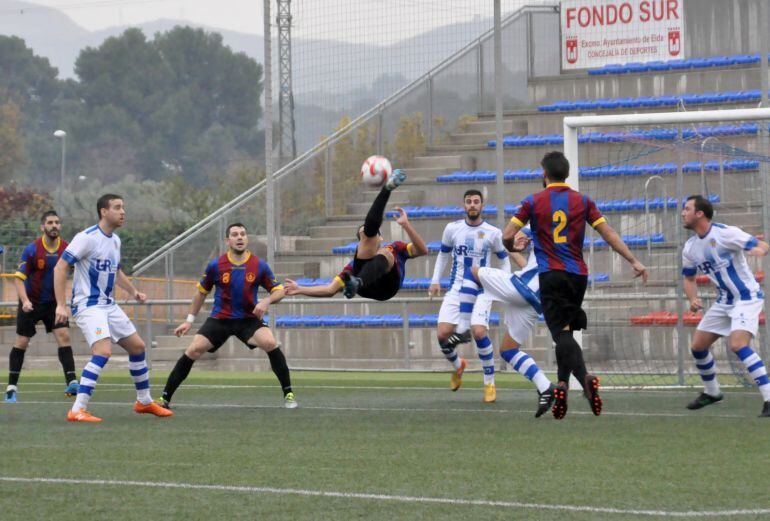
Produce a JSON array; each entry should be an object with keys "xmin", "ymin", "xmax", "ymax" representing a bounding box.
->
[
  {"xmin": 96, "ymin": 194, "xmax": 123, "ymax": 220},
  {"xmin": 40, "ymin": 210, "xmax": 59, "ymax": 224},
  {"xmin": 463, "ymin": 189, "xmax": 483, "ymax": 202},
  {"xmin": 226, "ymin": 222, "xmax": 247, "ymax": 236},
  {"xmin": 686, "ymin": 195, "xmax": 714, "ymax": 220},
  {"xmin": 541, "ymin": 151, "xmax": 570, "ymax": 182}
]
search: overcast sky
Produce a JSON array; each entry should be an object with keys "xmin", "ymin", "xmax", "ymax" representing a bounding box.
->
[{"xmin": 15, "ymin": 1, "xmax": 536, "ymax": 44}]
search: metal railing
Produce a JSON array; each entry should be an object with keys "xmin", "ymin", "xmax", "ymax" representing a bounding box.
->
[{"xmin": 132, "ymin": 3, "xmax": 559, "ymax": 278}]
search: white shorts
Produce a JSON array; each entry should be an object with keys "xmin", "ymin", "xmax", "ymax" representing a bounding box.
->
[
  {"xmin": 74, "ymin": 305, "xmax": 137, "ymax": 347},
  {"xmin": 438, "ymin": 287, "xmax": 488, "ymax": 332},
  {"xmin": 476, "ymin": 267, "xmax": 539, "ymax": 345},
  {"xmin": 697, "ymin": 299, "xmax": 764, "ymax": 338}
]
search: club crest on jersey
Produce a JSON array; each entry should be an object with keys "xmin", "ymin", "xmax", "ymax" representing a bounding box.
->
[
  {"xmin": 246, "ymin": 272, "xmax": 256, "ymax": 283},
  {"xmin": 710, "ymin": 239, "xmax": 717, "ymax": 248},
  {"xmin": 221, "ymin": 272, "xmax": 231, "ymax": 284},
  {"xmin": 37, "ymin": 259, "xmax": 45, "ymax": 270},
  {"xmin": 95, "ymin": 327, "xmax": 103, "ymax": 336},
  {"xmin": 478, "ymin": 231, "xmax": 485, "ymax": 239}
]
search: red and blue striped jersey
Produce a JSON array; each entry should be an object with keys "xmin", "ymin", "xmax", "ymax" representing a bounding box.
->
[
  {"xmin": 197, "ymin": 252, "xmax": 283, "ymax": 319},
  {"xmin": 335, "ymin": 241, "xmax": 415, "ymax": 287},
  {"xmin": 14, "ymin": 237, "xmax": 68, "ymax": 304},
  {"xmin": 511, "ymin": 183, "xmax": 606, "ymax": 276}
]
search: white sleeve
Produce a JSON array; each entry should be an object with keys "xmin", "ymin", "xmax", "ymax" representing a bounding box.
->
[
  {"xmin": 432, "ymin": 224, "xmax": 453, "ymax": 284},
  {"xmin": 722, "ymin": 225, "xmax": 758, "ymax": 251},
  {"xmin": 62, "ymin": 232, "xmax": 93, "ymax": 265},
  {"xmin": 681, "ymin": 244, "xmax": 697, "ymax": 277},
  {"xmin": 492, "ymin": 231, "xmax": 511, "ymax": 273}
]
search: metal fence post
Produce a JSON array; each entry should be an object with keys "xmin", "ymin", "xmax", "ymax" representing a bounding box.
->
[
  {"xmin": 166, "ymin": 252, "xmax": 174, "ymax": 325},
  {"xmin": 145, "ymin": 303, "xmax": 153, "ymax": 367},
  {"xmin": 427, "ymin": 76, "xmax": 434, "ymax": 146},
  {"xmin": 477, "ymin": 42, "xmax": 484, "ymax": 114},
  {"xmin": 377, "ymin": 109, "xmax": 384, "ymax": 155},
  {"xmin": 324, "ymin": 145, "xmax": 333, "ymax": 218},
  {"xmin": 675, "ymin": 128, "xmax": 686, "ymax": 386},
  {"xmin": 401, "ymin": 301, "xmax": 411, "ymax": 369}
]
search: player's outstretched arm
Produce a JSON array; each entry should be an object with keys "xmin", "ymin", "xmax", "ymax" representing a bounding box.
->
[
  {"xmin": 284, "ymin": 278, "xmax": 343, "ymax": 298},
  {"xmin": 393, "ymin": 207, "xmax": 428, "ymax": 257},
  {"xmin": 594, "ymin": 222, "xmax": 648, "ymax": 283},
  {"xmin": 116, "ymin": 269, "xmax": 146, "ymax": 303},
  {"xmin": 683, "ymin": 275, "xmax": 703, "ymax": 312},
  {"xmin": 175, "ymin": 290, "xmax": 207, "ymax": 336},
  {"xmin": 747, "ymin": 239, "xmax": 770, "ymax": 257},
  {"xmin": 53, "ymin": 258, "xmax": 71, "ymax": 324}
]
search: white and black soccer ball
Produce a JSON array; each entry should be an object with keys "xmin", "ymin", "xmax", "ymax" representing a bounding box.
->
[{"xmin": 360, "ymin": 155, "xmax": 392, "ymax": 188}]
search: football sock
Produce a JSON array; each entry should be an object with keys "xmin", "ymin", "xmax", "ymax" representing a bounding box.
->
[
  {"xmin": 267, "ymin": 348, "xmax": 292, "ymax": 396},
  {"xmin": 735, "ymin": 346, "xmax": 770, "ymax": 401},
  {"xmin": 474, "ymin": 335, "xmax": 495, "ymax": 385},
  {"xmin": 501, "ymin": 348, "xmax": 551, "ymax": 393},
  {"xmin": 72, "ymin": 354, "xmax": 108, "ymax": 412},
  {"xmin": 57, "ymin": 345, "xmax": 77, "ymax": 384},
  {"xmin": 363, "ymin": 186, "xmax": 391, "ymax": 238},
  {"xmin": 439, "ymin": 339, "xmax": 462, "ymax": 370},
  {"xmin": 691, "ymin": 349, "xmax": 721, "ymax": 396},
  {"xmin": 357, "ymin": 254, "xmax": 390, "ymax": 288},
  {"xmin": 162, "ymin": 354, "xmax": 195, "ymax": 403},
  {"xmin": 128, "ymin": 352, "xmax": 152, "ymax": 405},
  {"xmin": 8, "ymin": 347, "xmax": 25, "ymax": 387},
  {"xmin": 555, "ymin": 330, "xmax": 588, "ymax": 384}
]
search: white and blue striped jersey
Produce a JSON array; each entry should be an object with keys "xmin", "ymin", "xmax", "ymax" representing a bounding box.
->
[
  {"xmin": 508, "ymin": 232, "xmax": 541, "ymax": 312},
  {"xmin": 682, "ymin": 222, "xmax": 763, "ymax": 304},
  {"xmin": 62, "ymin": 224, "xmax": 122, "ymax": 315},
  {"xmin": 431, "ymin": 219, "xmax": 509, "ymax": 292}
]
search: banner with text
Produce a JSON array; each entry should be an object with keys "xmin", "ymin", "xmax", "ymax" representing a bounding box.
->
[{"xmin": 561, "ymin": 0, "xmax": 685, "ymax": 69}]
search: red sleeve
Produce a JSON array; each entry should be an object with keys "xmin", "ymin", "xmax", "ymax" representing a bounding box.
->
[
  {"xmin": 259, "ymin": 260, "xmax": 283, "ymax": 293},
  {"xmin": 511, "ymin": 196, "xmax": 533, "ymax": 227},
  {"xmin": 197, "ymin": 260, "xmax": 216, "ymax": 294},
  {"xmin": 585, "ymin": 196, "xmax": 606, "ymax": 228},
  {"xmin": 334, "ymin": 261, "xmax": 354, "ymax": 285},
  {"xmin": 15, "ymin": 243, "xmax": 36, "ymax": 280}
]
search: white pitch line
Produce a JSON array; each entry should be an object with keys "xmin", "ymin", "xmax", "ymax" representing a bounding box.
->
[
  {"xmin": 13, "ymin": 400, "xmax": 750, "ymax": 419},
  {"xmin": 12, "ymin": 382, "xmax": 745, "ymax": 395},
  {"xmin": 0, "ymin": 476, "xmax": 766, "ymax": 518}
]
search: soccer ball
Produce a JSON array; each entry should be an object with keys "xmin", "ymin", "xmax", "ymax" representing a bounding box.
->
[{"xmin": 361, "ymin": 155, "xmax": 392, "ymax": 188}]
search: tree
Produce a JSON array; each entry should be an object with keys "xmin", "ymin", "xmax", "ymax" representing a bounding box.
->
[{"xmin": 0, "ymin": 99, "xmax": 25, "ymax": 183}]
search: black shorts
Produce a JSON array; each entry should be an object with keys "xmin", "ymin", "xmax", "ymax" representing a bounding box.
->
[
  {"xmin": 16, "ymin": 301, "xmax": 69, "ymax": 338},
  {"xmin": 197, "ymin": 317, "xmax": 267, "ymax": 351},
  {"xmin": 539, "ymin": 270, "xmax": 588, "ymax": 340},
  {"xmin": 352, "ymin": 256, "xmax": 401, "ymax": 301}
]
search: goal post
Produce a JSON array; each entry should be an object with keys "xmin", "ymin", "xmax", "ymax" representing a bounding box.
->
[{"xmin": 562, "ymin": 108, "xmax": 770, "ymax": 387}]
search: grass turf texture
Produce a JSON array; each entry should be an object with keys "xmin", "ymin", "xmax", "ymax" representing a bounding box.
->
[{"xmin": 1, "ymin": 370, "xmax": 768, "ymax": 520}]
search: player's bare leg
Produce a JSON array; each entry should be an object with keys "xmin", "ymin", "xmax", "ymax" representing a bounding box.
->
[{"xmin": 248, "ymin": 327, "xmax": 296, "ymax": 408}]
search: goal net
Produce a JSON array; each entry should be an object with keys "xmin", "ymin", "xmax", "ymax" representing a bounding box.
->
[{"xmin": 566, "ymin": 108, "xmax": 770, "ymax": 387}]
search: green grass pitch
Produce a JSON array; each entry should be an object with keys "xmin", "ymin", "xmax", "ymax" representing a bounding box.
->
[{"xmin": 1, "ymin": 370, "xmax": 768, "ymax": 520}]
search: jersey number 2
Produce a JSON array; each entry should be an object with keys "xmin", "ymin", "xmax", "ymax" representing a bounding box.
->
[{"xmin": 553, "ymin": 210, "xmax": 567, "ymax": 243}]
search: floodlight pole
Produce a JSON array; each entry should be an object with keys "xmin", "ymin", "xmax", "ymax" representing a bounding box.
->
[
  {"xmin": 264, "ymin": 0, "xmax": 275, "ymax": 270},
  {"xmin": 493, "ymin": 0, "xmax": 505, "ymax": 228}
]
